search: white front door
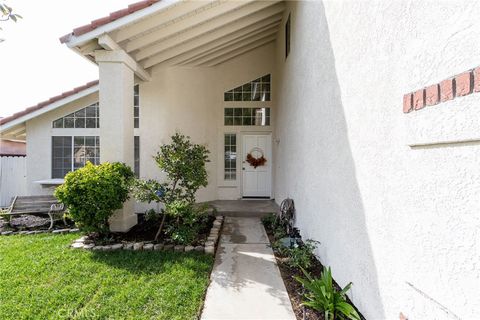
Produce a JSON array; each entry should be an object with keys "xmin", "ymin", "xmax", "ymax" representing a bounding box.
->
[{"xmin": 242, "ymin": 134, "xmax": 272, "ymax": 198}]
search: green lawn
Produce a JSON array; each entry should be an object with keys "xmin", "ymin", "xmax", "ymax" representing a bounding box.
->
[{"xmin": 0, "ymin": 234, "xmax": 213, "ymax": 320}]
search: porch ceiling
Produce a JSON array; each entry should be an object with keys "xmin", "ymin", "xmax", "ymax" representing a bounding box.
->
[
  {"xmin": 1, "ymin": 124, "xmax": 26, "ymax": 141},
  {"xmin": 62, "ymin": 0, "xmax": 285, "ymax": 74}
]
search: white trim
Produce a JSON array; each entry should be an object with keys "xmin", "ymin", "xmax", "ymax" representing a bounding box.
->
[
  {"xmin": 0, "ymin": 85, "xmax": 99, "ymax": 133},
  {"xmin": 95, "ymin": 48, "xmax": 151, "ymax": 81},
  {"xmin": 34, "ymin": 179, "xmax": 64, "ymax": 185},
  {"xmin": 63, "ymin": 0, "xmax": 181, "ymax": 47}
]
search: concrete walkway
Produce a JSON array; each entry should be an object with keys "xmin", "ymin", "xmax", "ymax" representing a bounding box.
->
[{"xmin": 201, "ymin": 217, "xmax": 295, "ymax": 320}]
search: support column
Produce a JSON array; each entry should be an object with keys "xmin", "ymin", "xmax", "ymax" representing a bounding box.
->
[{"xmin": 96, "ymin": 50, "xmax": 137, "ymax": 232}]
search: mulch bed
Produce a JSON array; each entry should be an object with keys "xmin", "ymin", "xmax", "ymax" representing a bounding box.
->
[
  {"xmin": 92, "ymin": 213, "xmax": 215, "ymax": 246},
  {"xmin": 265, "ymin": 231, "xmax": 365, "ymax": 320}
]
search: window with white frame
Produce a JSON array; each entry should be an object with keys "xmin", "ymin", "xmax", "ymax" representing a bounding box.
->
[
  {"xmin": 224, "ymin": 107, "xmax": 270, "ymax": 126},
  {"xmin": 224, "ymin": 74, "xmax": 271, "ymax": 102},
  {"xmin": 224, "ymin": 134, "xmax": 237, "ymax": 180},
  {"xmin": 134, "ymin": 85, "xmax": 140, "ymax": 128},
  {"xmin": 52, "ymin": 103, "xmax": 99, "ymax": 128},
  {"xmin": 52, "ymin": 136, "xmax": 100, "ymax": 178},
  {"xmin": 134, "ymin": 136, "xmax": 140, "ymax": 178}
]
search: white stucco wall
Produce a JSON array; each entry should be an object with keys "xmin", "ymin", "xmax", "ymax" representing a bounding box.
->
[
  {"xmin": 26, "ymin": 92, "xmax": 99, "ymax": 195},
  {"xmin": 274, "ymin": 1, "xmax": 480, "ymax": 319}
]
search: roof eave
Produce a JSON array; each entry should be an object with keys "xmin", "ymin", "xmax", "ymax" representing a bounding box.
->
[
  {"xmin": 59, "ymin": 0, "xmax": 180, "ymax": 48},
  {"xmin": 0, "ymin": 84, "xmax": 99, "ymax": 133}
]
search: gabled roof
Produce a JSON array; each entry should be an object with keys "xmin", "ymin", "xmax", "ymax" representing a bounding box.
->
[
  {"xmin": 61, "ymin": 0, "xmax": 285, "ymax": 70},
  {"xmin": 59, "ymin": 0, "xmax": 160, "ymax": 44},
  {"xmin": 0, "ymin": 80, "xmax": 98, "ymax": 126}
]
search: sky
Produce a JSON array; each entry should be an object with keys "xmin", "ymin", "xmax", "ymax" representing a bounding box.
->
[{"xmin": 0, "ymin": 0, "xmax": 134, "ymax": 118}]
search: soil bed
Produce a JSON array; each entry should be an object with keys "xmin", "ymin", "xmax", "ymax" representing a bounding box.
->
[
  {"xmin": 92, "ymin": 213, "xmax": 215, "ymax": 246},
  {"xmin": 265, "ymin": 231, "xmax": 365, "ymax": 320}
]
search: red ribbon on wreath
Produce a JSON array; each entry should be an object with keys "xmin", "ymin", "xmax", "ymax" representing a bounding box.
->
[{"xmin": 246, "ymin": 147, "xmax": 267, "ymax": 168}]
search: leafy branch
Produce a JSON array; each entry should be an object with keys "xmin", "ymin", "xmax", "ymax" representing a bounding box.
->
[{"xmin": 0, "ymin": 3, "xmax": 21, "ymax": 23}]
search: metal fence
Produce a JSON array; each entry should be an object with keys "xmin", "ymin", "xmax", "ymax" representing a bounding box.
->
[{"xmin": 0, "ymin": 156, "xmax": 27, "ymax": 207}]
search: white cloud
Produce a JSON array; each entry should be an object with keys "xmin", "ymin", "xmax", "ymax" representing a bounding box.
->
[{"xmin": 0, "ymin": 0, "xmax": 134, "ymax": 117}]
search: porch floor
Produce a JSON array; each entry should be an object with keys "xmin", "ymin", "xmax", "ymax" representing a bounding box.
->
[
  {"xmin": 201, "ymin": 216, "xmax": 295, "ymax": 320},
  {"xmin": 206, "ymin": 200, "xmax": 279, "ymax": 217}
]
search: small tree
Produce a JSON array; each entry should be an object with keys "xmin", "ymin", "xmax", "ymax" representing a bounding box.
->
[
  {"xmin": 133, "ymin": 133, "xmax": 210, "ymax": 240},
  {"xmin": 54, "ymin": 162, "xmax": 134, "ymax": 235}
]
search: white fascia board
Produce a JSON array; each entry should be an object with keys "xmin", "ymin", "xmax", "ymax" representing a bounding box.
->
[
  {"xmin": 64, "ymin": 0, "xmax": 181, "ymax": 48},
  {"xmin": 0, "ymin": 85, "xmax": 99, "ymax": 133}
]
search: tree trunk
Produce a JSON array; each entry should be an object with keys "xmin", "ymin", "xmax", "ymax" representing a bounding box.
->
[{"xmin": 154, "ymin": 214, "xmax": 167, "ymax": 241}]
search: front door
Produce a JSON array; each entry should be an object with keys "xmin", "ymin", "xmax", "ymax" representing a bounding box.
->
[{"xmin": 242, "ymin": 134, "xmax": 272, "ymax": 198}]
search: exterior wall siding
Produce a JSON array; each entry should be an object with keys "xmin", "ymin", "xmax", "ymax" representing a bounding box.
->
[
  {"xmin": 0, "ymin": 156, "xmax": 27, "ymax": 206},
  {"xmin": 274, "ymin": 1, "xmax": 480, "ymax": 319}
]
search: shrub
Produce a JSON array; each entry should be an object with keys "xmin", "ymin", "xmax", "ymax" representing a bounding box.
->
[
  {"xmin": 54, "ymin": 162, "xmax": 134, "ymax": 235},
  {"xmin": 132, "ymin": 133, "xmax": 210, "ymax": 240},
  {"xmin": 262, "ymin": 212, "xmax": 288, "ymax": 238},
  {"xmin": 274, "ymin": 239, "xmax": 319, "ymax": 269},
  {"xmin": 295, "ymin": 267, "xmax": 360, "ymax": 320},
  {"xmin": 261, "ymin": 213, "xmax": 276, "ymax": 230}
]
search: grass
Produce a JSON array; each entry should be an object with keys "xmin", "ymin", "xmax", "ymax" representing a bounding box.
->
[{"xmin": 0, "ymin": 233, "xmax": 214, "ymax": 320}]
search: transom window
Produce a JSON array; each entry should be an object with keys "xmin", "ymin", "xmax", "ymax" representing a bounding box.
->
[
  {"xmin": 52, "ymin": 103, "xmax": 99, "ymax": 128},
  {"xmin": 224, "ymin": 74, "xmax": 271, "ymax": 102},
  {"xmin": 224, "ymin": 108, "xmax": 270, "ymax": 126},
  {"xmin": 52, "ymin": 136, "xmax": 100, "ymax": 178},
  {"xmin": 224, "ymin": 134, "xmax": 237, "ymax": 180}
]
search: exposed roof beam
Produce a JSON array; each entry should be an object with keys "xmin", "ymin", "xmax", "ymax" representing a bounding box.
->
[
  {"xmin": 63, "ymin": 0, "xmax": 181, "ymax": 48},
  {"xmin": 112, "ymin": 1, "xmax": 213, "ymax": 43},
  {"xmin": 202, "ymin": 37, "xmax": 276, "ymax": 67},
  {"xmin": 125, "ymin": 0, "xmax": 258, "ymax": 52},
  {"xmin": 178, "ymin": 23, "xmax": 280, "ymax": 66},
  {"xmin": 188, "ymin": 33, "xmax": 277, "ymax": 67},
  {"xmin": 135, "ymin": 1, "xmax": 283, "ymax": 61},
  {"xmin": 140, "ymin": 15, "xmax": 282, "ymax": 69},
  {"xmin": 98, "ymin": 34, "xmax": 151, "ymax": 81},
  {"xmin": 79, "ymin": 40, "xmax": 100, "ymax": 55},
  {"xmin": 3, "ymin": 126, "xmax": 26, "ymax": 137},
  {"xmin": 13, "ymin": 128, "xmax": 26, "ymax": 138},
  {"xmin": 143, "ymin": 20, "xmax": 280, "ymax": 68},
  {"xmin": 166, "ymin": 20, "xmax": 281, "ymax": 67}
]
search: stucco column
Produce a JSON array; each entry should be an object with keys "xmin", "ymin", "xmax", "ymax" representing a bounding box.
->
[{"xmin": 96, "ymin": 50, "xmax": 137, "ymax": 232}]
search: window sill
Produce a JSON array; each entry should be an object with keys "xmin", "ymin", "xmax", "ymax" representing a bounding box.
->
[{"xmin": 34, "ymin": 179, "xmax": 64, "ymax": 186}]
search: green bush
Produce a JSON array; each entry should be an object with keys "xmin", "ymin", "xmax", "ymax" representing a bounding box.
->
[
  {"xmin": 274, "ymin": 239, "xmax": 319, "ymax": 269},
  {"xmin": 164, "ymin": 202, "xmax": 209, "ymax": 245},
  {"xmin": 295, "ymin": 267, "xmax": 360, "ymax": 320},
  {"xmin": 262, "ymin": 212, "xmax": 288, "ymax": 238},
  {"xmin": 261, "ymin": 213, "xmax": 276, "ymax": 230},
  {"xmin": 54, "ymin": 162, "xmax": 134, "ymax": 235}
]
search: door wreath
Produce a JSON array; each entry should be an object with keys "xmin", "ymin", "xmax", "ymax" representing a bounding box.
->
[{"xmin": 246, "ymin": 147, "xmax": 267, "ymax": 168}]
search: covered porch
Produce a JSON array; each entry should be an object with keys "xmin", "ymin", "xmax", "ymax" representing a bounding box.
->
[{"xmin": 59, "ymin": 0, "xmax": 286, "ymax": 231}]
